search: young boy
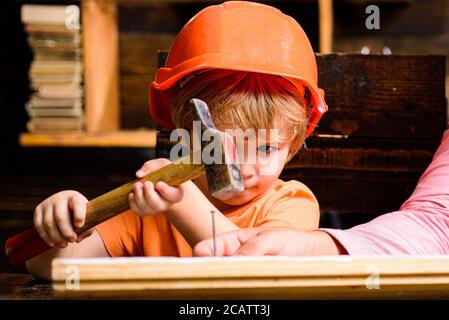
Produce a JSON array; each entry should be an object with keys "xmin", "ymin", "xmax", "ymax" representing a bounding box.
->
[{"xmin": 27, "ymin": 1, "xmax": 328, "ymax": 279}]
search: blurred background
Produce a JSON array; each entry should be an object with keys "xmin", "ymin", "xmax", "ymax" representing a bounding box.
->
[{"xmin": 0, "ymin": 0, "xmax": 447, "ymax": 272}]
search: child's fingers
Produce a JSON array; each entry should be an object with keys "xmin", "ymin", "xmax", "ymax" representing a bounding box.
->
[
  {"xmin": 131, "ymin": 180, "xmax": 176, "ymax": 215},
  {"xmin": 129, "ymin": 192, "xmax": 141, "ymax": 215},
  {"xmin": 133, "ymin": 182, "xmax": 154, "ymax": 214},
  {"xmin": 143, "ymin": 181, "xmax": 166, "ymax": 211},
  {"xmin": 136, "ymin": 160, "xmax": 159, "ymax": 177},
  {"xmin": 136, "ymin": 161, "xmax": 153, "ymax": 178},
  {"xmin": 42, "ymin": 206, "xmax": 67, "ymax": 247},
  {"xmin": 155, "ymin": 182, "xmax": 184, "ymax": 202},
  {"xmin": 54, "ymin": 201, "xmax": 77, "ymax": 242},
  {"xmin": 136, "ymin": 158, "xmax": 172, "ymax": 178},
  {"xmin": 34, "ymin": 205, "xmax": 55, "ymax": 247},
  {"xmin": 69, "ymin": 195, "xmax": 88, "ymax": 229}
]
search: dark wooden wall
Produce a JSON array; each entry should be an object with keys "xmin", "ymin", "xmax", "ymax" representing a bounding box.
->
[
  {"xmin": 296, "ymin": 54, "xmax": 446, "ymax": 225},
  {"xmin": 333, "ymin": 0, "xmax": 449, "ymax": 99}
]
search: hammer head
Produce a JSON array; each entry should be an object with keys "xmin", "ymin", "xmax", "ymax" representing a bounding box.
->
[{"xmin": 190, "ymin": 98, "xmax": 244, "ymax": 200}]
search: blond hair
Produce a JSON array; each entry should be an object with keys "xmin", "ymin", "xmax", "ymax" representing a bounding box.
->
[{"xmin": 171, "ymin": 70, "xmax": 308, "ymax": 161}]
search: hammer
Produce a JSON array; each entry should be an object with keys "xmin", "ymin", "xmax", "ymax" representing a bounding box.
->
[{"xmin": 6, "ymin": 99, "xmax": 244, "ymax": 266}]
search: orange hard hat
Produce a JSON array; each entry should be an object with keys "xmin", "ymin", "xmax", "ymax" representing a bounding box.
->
[{"xmin": 149, "ymin": 1, "xmax": 327, "ymax": 137}]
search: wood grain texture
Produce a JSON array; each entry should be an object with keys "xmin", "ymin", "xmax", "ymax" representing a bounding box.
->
[
  {"xmin": 281, "ymin": 168, "xmax": 425, "ymax": 218},
  {"xmin": 52, "ymin": 256, "xmax": 449, "ymax": 299},
  {"xmin": 120, "ymin": 33, "xmax": 175, "ymax": 77},
  {"xmin": 0, "ymin": 273, "xmax": 52, "ymax": 300},
  {"xmin": 289, "ymin": 136, "xmax": 438, "ymax": 172},
  {"xmin": 316, "ymin": 54, "xmax": 446, "ymax": 138},
  {"xmin": 119, "ymin": 33, "xmax": 176, "ymax": 129},
  {"xmin": 334, "ymin": 36, "xmax": 449, "ymax": 98},
  {"xmin": 333, "ymin": 0, "xmax": 449, "ymax": 98}
]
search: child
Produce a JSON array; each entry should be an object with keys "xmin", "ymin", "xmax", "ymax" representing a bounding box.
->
[{"xmin": 26, "ymin": 1, "xmax": 328, "ymax": 279}]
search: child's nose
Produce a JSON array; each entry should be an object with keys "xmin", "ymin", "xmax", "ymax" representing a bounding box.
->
[{"xmin": 240, "ymin": 163, "xmax": 256, "ymax": 179}]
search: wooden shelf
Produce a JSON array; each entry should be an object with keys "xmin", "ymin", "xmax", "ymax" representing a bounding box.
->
[{"xmin": 19, "ymin": 130, "xmax": 156, "ymax": 147}]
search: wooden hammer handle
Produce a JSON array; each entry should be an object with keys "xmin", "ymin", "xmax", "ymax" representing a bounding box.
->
[{"xmin": 5, "ymin": 161, "xmax": 204, "ymax": 266}]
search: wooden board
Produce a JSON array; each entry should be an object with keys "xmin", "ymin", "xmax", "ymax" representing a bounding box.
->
[{"xmin": 52, "ymin": 256, "xmax": 449, "ymax": 299}]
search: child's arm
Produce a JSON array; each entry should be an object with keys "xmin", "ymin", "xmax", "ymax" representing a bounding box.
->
[
  {"xmin": 27, "ymin": 191, "xmax": 110, "ymax": 280},
  {"xmin": 132, "ymin": 159, "xmax": 239, "ymax": 247},
  {"xmin": 26, "ymin": 230, "xmax": 108, "ymax": 280},
  {"xmin": 164, "ymin": 181, "xmax": 239, "ymax": 245}
]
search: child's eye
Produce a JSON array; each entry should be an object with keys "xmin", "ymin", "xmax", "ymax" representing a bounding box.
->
[{"xmin": 257, "ymin": 144, "xmax": 277, "ymax": 155}]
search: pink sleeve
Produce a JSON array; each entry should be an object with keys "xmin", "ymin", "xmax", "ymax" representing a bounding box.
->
[{"xmin": 321, "ymin": 129, "xmax": 449, "ymax": 255}]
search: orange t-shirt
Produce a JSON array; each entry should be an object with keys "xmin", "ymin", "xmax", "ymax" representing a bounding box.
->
[{"xmin": 96, "ymin": 179, "xmax": 319, "ymax": 257}]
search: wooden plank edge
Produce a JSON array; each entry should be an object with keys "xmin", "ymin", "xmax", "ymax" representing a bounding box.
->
[
  {"xmin": 51, "ymin": 256, "xmax": 449, "ymax": 280},
  {"xmin": 51, "ymin": 256, "xmax": 449, "ymax": 299}
]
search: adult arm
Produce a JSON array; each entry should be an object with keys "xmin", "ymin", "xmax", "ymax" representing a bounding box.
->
[{"xmin": 323, "ymin": 130, "xmax": 449, "ymax": 255}]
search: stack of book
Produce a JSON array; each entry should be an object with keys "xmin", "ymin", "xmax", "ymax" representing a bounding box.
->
[{"xmin": 21, "ymin": 4, "xmax": 84, "ymax": 133}]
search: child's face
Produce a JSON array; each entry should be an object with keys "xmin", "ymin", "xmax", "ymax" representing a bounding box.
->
[
  {"xmin": 218, "ymin": 120, "xmax": 292, "ymax": 206},
  {"xmin": 223, "ymin": 139, "xmax": 290, "ymax": 206}
]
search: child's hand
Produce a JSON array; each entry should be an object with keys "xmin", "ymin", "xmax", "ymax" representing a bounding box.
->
[
  {"xmin": 34, "ymin": 190, "xmax": 92, "ymax": 248},
  {"xmin": 130, "ymin": 158, "xmax": 184, "ymax": 216}
]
